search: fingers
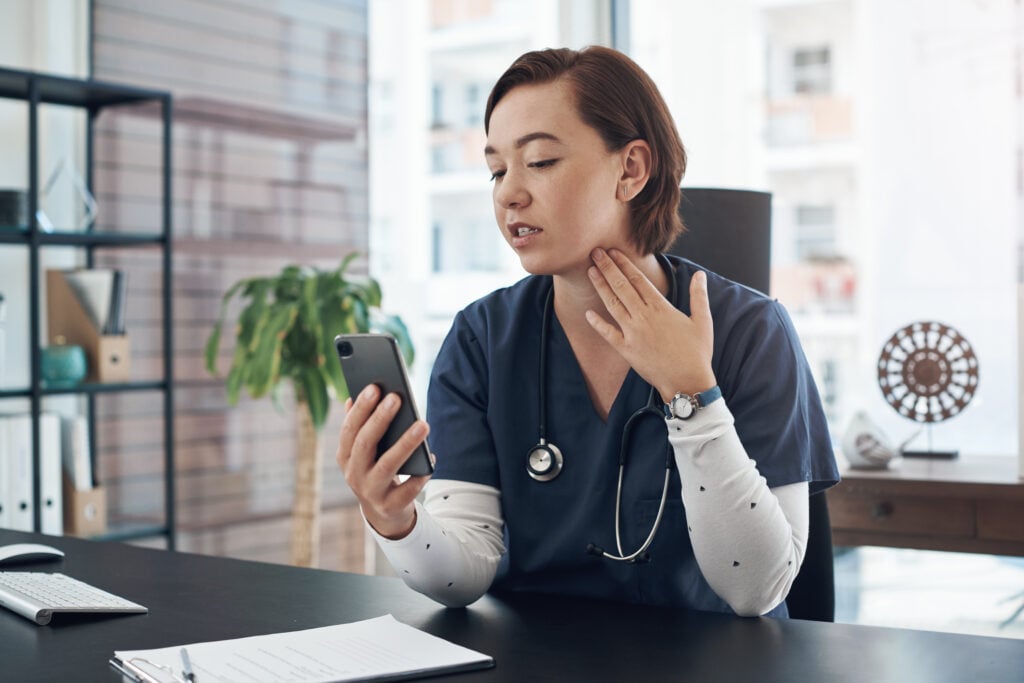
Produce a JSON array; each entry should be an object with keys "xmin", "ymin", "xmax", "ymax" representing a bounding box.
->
[
  {"xmin": 336, "ymin": 386, "xmax": 433, "ymax": 538},
  {"xmin": 592, "ymin": 247, "xmax": 665, "ymax": 302},
  {"xmin": 588, "ymin": 248, "xmax": 646, "ymax": 317},
  {"xmin": 336, "ymin": 384, "xmax": 381, "ymax": 472},
  {"xmin": 584, "ymin": 307, "xmax": 624, "ymax": 346},
  {"xmin": 375, "ymin": 419, "xmax": 430, "ymax": 482}
]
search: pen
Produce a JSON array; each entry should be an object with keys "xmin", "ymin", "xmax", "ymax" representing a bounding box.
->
[{"xmin": 180, "ymin": 647, "xmax": 196, "ymax": 682}]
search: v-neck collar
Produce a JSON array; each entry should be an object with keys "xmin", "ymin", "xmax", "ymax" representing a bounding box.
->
[{"xmin": 547, "ymin": 312, "xmax": 646, "ymax": 426}]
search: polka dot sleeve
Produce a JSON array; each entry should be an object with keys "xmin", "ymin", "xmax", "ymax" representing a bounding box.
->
[
  {"xmin": 668, "ymin": 399, "xmax": 810, "ymax": 617},
  {"xmin": 365, "ymin": 479, "xmax": 505, "ymax": 608}
]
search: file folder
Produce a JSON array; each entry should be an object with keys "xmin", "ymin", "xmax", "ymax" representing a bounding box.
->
[
  {"xmin": 46, "ymin": 269, "xmax": 130, "ymax": 382},
  {"xmin": 4, "ymin": 415, "xmax": 34, "ymax": 532},
  {"xmin": 0, "ymin": 413, "xmax": 62, "ymax": 534},
  {"xmin": 39, "ymin": 413, "xmax": 63, "ymax": 535}
]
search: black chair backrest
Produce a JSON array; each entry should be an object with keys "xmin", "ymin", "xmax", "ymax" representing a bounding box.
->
[
  {"xmin": 786, "ymin": 492, "xmax": 835, "ymax": 621},
  {"xmin": 668, "ymin": 187, "xmax": 835, "ymax": 622},
  {"xmin": 669, "ymin": 188, "xmax": 772, "ymax": 295}
]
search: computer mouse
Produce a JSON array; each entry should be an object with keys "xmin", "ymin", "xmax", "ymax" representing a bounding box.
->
[{"xmin": 0, "ymin": 543, "xmax": 66, "ymax": 566}]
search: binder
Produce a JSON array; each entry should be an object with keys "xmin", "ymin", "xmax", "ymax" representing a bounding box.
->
[
  {"xmin": 39, "ymin": 413, "xmax": 63, "ymax": 535},
  {"xmin": 61, "ymin": 415, "xmax": 93, "ymax": 491},
  {"xmin": 46, "ymin": 269, "xmax": 130, "ymax": 382},
  {"xmin": 0, "ymin": 418, "xmax": 8, "ymax": 528},
  {"xmin": 4, "ymin": 414, "xmax": 34, "ymax": 532},
  {"xmin": 0, "ymin": 413, "xmax": 65, "ymax": 534}
]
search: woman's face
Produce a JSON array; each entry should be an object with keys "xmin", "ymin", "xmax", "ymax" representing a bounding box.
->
[{"xmin": 485, "ymin": 79, "xmax": 632, "ymax": 277}]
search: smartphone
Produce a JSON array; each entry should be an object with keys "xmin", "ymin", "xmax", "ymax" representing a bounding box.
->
[{"xmin": 335, "ymin": 333, "xmax": 434, "ymax": 476}]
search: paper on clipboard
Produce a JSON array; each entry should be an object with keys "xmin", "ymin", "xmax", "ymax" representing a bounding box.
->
[{"xmin": 111, "ymin": 614, "xmax": 494, "ymax": 682}]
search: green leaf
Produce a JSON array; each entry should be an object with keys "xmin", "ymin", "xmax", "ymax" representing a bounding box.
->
[
  {"xmin": 319, "ymin": 298, "xmax": 350, "ymax": 400},
  {"xmin": 296, "ymin": 368, "xmax": 329, "ymax": 430},
  {"xmin": 336, "ymin": 252, "xmax": 359, "ymax": 277},
  {"xmin": 204, "ymin": 278, "xmax": 250, "ymax": 375},
  {"xmin": 237, "ymin": 280, "xmax": 271, "ymax": 354},
  {"xmin": 244, "ymin": 302, "xmax": 297, "ymax": 398}
]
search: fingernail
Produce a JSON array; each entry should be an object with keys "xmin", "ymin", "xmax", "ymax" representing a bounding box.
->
[
  {"xmin": 360, "ymin": 385, "xmax": 378, "ymax": 401},
  {"xmin": 412, "ymin": 422, "xmax": 428, "ymax": 438},
  {"xmin": 383, "ymin": 393, "xmax": 398, "ymax": 409},
  {"xmin": 592, "ymin": 248, "xmax": 606, "ymax": 261},
  {"xmin": 588, "ymin": 266, "xmax": 599, "ymax": 279}
]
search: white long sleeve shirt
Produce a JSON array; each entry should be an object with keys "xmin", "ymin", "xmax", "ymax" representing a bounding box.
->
[{"xmin": 367, "ymin": 399, "xmax": 808, "ymax": 617}]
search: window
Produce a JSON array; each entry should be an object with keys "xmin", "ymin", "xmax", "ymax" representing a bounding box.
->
[
  {"xmin": 465, "ymin": 83, "xmax": 483, "ymax": 126},
  {"xmin": 431, "ymin": 83, "xmax": 444, "ymax": 127},
  {"xmin": 792, "ymin": 46, "xmax": 832, "ymax": 95},
  {"xmin": 795, "ymin": 204, "xmax": 836, "ymax": 261}
]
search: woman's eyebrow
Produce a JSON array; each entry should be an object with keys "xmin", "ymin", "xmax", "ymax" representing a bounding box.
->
[{"xmin": 484, "ymin": 131, "xmax": 562, "ymax": 156}]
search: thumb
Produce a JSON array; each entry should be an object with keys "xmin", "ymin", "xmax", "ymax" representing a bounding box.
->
[{"xmin": 689, "ymin": 271, "xmax": 712, "ymax": 325}]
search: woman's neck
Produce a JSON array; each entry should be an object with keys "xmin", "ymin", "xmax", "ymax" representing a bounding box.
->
[{"xmin": 552, "ymin": 251, "xmax": 668, "ymax": 330}]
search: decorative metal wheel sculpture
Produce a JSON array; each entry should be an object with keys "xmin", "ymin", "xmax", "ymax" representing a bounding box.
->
[{"xmin": 877, "ymin": 321, "xmax": 979, "ymax": 424}]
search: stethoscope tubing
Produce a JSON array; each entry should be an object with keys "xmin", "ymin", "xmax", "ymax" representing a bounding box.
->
[{"xmin": 530, "ymin": 253, "xmax": 679, "ymax": 563}]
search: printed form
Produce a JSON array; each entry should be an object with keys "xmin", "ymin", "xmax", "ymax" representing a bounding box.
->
[{"xmin": 112, "ymin": 614, "xmax": 493, "ymax": 682}]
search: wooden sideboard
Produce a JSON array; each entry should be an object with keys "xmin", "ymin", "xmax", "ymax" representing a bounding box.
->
[{"xmin": 828, "ymin": 455, "xmax": 1024, "ymax": 556}]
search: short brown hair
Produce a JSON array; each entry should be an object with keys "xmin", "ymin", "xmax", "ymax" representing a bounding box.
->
[{"xmin": 485, "ymin": 46, "xmax": 687, "ymax": 254}]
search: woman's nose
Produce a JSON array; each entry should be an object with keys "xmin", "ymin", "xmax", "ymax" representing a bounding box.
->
[{"xmin": 494, "ymin": 171, "xmax": 529, "ymax": 209}]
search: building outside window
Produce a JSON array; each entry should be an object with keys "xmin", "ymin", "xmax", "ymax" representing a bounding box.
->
[{"xmin": 792, "ymin": 46, "xmax": 832, "ymax": 94}]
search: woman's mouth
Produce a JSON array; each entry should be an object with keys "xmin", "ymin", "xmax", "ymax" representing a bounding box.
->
[{"xmin": 509, "ymin": 224, "xmax": 542, "ymax": 248}]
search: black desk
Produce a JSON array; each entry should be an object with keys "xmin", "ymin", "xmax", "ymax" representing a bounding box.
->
[{"xmin": 2, "ymin": 529, "xmax": 1022, "ymax": 682}]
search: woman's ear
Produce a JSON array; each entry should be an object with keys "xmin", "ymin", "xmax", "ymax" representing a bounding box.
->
[{"xmin": 619, "ymin": 140, "xmax": 652, "ymax": 201}]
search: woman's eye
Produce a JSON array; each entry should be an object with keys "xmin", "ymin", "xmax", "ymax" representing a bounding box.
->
[
  {"xmin": 528, "ymin": 159, "xmax": 558, "ymax": 169},
  {"xmin": 489, "ymin": 169, "xmax": 506, "ymax": 182}
]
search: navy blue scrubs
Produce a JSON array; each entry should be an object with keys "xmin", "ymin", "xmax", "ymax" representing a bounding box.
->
[{"xmin": 427, "ymin": 254, "xmax": 839, "ymax": 615}]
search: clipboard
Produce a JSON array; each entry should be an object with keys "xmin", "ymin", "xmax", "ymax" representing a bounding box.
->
[{"xmin": 109, "ymin": 656, "xmax": 180, "ymax": 683}]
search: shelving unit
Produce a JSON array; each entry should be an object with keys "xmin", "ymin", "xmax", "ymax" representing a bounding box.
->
[{"xmin": 0, "ymin": 66, "xmax": 175, "ymax": 547}]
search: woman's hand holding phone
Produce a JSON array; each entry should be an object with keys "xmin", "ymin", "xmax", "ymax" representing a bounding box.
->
[{"xmin": 335, "ymin": 383, "xmax": 432, "ymax": 540}]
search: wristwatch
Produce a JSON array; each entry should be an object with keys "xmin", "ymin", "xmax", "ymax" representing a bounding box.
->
[{"xmin": 663, "ymin": 385, "xmax": 723, "ymax": 420}]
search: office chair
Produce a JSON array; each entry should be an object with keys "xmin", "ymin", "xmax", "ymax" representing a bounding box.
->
[{"xmin": 669, "ymin": 187, "xmax": 835, "ymax": 622}]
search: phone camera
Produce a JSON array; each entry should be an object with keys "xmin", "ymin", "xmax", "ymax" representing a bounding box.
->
[{"xmin": 338, "ymin": 341, "xmax": 354, "ymax": 358}]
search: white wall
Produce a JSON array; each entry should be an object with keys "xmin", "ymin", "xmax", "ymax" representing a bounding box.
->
[{"xmin": 0, "ymin": 0, "xmax": 90, "ymax": 390}]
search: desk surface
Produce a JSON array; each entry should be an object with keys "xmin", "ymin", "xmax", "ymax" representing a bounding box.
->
[
  {"xmin": 2, "ymin": 529, "xmax": 1022, "ymax": 683},
  {"xmin": 838, "ymin": 454, "xmax": 1023, "ymax": 491}
]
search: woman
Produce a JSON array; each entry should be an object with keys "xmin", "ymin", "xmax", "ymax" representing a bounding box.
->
[{"xmin": 337, "ymin": 46, "xmax": 838, "ymax": 617}]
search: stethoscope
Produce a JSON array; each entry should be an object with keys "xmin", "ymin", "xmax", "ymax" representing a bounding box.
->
[{"xmin": 526, "ymin": 253, "xmax": 677, "ymax": 564}]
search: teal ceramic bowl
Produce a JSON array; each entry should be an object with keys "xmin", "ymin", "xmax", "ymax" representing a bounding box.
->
[{"xmin": 41, "ymin": 344, "xmax": 88, "ymax": 388}]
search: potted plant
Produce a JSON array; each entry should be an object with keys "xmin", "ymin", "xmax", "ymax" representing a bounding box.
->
[{"xmin": 204, "ymin": 253, "xmax": 413, "ymax": 567}]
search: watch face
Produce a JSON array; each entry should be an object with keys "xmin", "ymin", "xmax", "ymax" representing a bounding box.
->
[{"xmin": 672, "ymin": 395, "xmax": 695, "ymax": 419}]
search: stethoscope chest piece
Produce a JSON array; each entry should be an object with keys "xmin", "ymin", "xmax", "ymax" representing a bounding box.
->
[{"xmin": 526, "ymin": 441, "xmax": 563, "ymax": 481}]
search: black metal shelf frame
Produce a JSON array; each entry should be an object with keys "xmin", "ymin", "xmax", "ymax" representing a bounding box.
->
[{"xmin": 0, "ymin": 66, "xmax": 175, "ymax": 548}]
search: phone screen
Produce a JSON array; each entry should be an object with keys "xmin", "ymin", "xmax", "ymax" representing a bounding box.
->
[{"xmin": 335, "ymin": 334, "xmax": 433, "ymax": 476}]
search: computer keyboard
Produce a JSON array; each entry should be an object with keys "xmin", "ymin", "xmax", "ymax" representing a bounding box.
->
[{"xmin": 0, "ymin": 572, "xmax": 148, "ymax": 626}]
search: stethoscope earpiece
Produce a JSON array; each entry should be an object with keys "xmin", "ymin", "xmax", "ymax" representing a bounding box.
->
[{"xmin": 526, "ymin": 441, "xmax": 563, "ymax": 482}]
